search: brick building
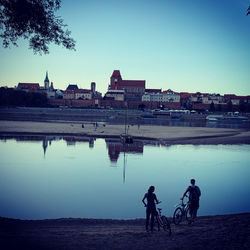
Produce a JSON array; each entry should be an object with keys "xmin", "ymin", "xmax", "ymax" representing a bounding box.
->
[
  {"xmin": 17, "ymin": 83, "xmax": 40, "ymax": 92},
  {"xmin": 109, "ymin": 70, "xmax": 145, "ymax": 101}
]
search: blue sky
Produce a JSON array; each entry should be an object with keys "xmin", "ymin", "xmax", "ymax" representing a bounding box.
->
[{"xmin": 0, "ymin": 0, "xmax": 249, "ymax": 96}]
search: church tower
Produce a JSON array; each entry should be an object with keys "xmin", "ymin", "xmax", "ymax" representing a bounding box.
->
[
  {"xmin": 110, "ymin": 70, "xmax": 122, "ymax": 89},
  {"xmin": 91, "ymin": 82, "xmax": 96, "ymax": 96},
  {"xmin": 44, "ymin": 71, "xmax": 49, "ymax": 89}
]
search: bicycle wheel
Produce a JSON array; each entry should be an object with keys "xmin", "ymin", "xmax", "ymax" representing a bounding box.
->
[
  {"xmin": 185, "ymin": 205, "xmax": 192, "ymax": 222},
  {"xmin": 173, "ymin": 207, "xmax": 183, "ymax": 225},
  {"xmin": 161, "ymin": 216, "xmax": 172, "ymax": 236}
]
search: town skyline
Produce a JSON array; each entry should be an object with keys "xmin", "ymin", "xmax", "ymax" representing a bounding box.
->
[
  {"xmin": 3, "ymin": 69, "xmax": 250, "ymax": 98},
  {"xmin": 0, "ymin": 0, "xmax": 250, "ymax": 96}
]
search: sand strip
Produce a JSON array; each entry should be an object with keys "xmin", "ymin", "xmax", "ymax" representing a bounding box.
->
[{"xmin": 0, "ymin": 120, "xmax": 250, "ymax": 144}]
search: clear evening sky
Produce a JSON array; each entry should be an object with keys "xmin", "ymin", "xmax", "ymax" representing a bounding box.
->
[{"xmin": 0, "ymin": 0, "xmax": 249, "ymax": 96}]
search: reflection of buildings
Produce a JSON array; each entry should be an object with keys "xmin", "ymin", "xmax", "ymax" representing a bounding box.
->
[
  {"xmin": 63, "ymin": 137, "xmax": 95, "ymax": 148},
  {"xmin": 43, "ymin": 137, "xmax": 48, "ymax": 155},
  {"xmin": 42, "ymin": 136, "xmax": 58, "ymax": 156},
  {"xmin": 105, "ymin": 139, "xmax": 143, "ymax": 162},
  {"xmin": 0, "ymin": 135, "xmax": 163, "ymax": 164},
  {"xmin": 3, "ymin": 135, "xmax": 59, "ymax": 157}
]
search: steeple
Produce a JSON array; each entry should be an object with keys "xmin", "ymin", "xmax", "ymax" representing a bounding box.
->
[
  {"xmin": 44, "ymin": 71, "xmax": 49, "ymax": 89},
  {"xmin": 45, "ymin": 71, "xmax": 49, "ymax": 82}
]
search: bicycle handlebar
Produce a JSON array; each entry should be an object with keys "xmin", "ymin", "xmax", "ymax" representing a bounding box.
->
[
  {"xmin": 180, "ymin": 194, "xmax": 189, "ymax": 200},
  {"xmin": 144, "ymin": 201, "xmax": 162, "ymax": 207}
]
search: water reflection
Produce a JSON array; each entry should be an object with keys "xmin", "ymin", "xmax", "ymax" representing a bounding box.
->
[
  {"xmin": 0, "ymin": 136, "xmax": 249, "ymax": 219},
  {"xmin": 63, "ymin": 136, "xmax": 95, "ymax": 148},
  {"xmin": 0, "ymin": 135, "xmax": 161, "ymax": 162},
  {"xmin": 0, "ymin": 135, "xmax": 161, "ymax": 184},
  {"xmin": 105, "ymin": 139, "xmax": 143, "ymax": 162}
]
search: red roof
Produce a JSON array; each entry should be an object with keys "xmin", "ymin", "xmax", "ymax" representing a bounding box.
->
[
  {"xmin": 237, "ymin": 96, "xmax": 250, "ymax": 100},
  {"xmin": 224, "ymin": 94, "xmax": 237, "ymax": 98},
  {"xmin": 75, "ymin": 89, "xmax": 91, "ymax": 93},
  {"xmin": 64, "ymin": 90, "xmax": 75, "ymax": 94},
  {"xmin": 18, "ymin": 83, "xmax": 40, "ymax": 88},
  {"xmin": 145, "ymin": 89, "xmax": 162, "ymax": 93},
  {"xmin": 162, "ymin": 89, "xmax": 179, "ymax": 94},
  {"xmin": 120, "ymin": 80, "xmax": 145, "ymax": 88},
  {"xmin": 111, "ymin": 70, "xmax": 122, "ymax": 78},
  {"xmin": 179, "ymin": 92, "xmax": 192, "ymax": 98}
]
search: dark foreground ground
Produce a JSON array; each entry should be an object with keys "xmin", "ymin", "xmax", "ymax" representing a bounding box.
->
[{"xmin": 0, "ymin": 213, "xmax": 249, "ymax": 250}]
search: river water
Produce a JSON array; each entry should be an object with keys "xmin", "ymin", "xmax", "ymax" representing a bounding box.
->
[{"xmin": 0, "ymin": 136, "xmax": 249, "ymax": 219}]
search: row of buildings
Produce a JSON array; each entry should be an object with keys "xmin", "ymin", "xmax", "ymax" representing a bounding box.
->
[{"xmin": 15, "ymin": 70, "xmax": 250, "ymax": 111}]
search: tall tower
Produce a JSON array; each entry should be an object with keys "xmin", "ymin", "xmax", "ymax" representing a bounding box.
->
[
  {"xmin": 44, "ymin": 71, "xmax": 49, "ymax": 89},
  {"xmin": 110, "ymin": 70, "xmax": 122, "ymax": 89},
  {"xmin": 91, "ymin": 82, "xmax": 96, "ymax": 95}
]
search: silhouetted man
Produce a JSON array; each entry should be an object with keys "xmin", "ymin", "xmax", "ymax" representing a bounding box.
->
[{"xmin": 181, "ymin": 179, "xmax": 201, "ymax": 223}]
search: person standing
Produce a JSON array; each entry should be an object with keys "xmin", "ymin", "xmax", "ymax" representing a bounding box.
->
[
  {"xmin": 181, "ymin": 179, "xmax": 201, "ymax": 223},
  {"xmin": 142, "ymin": 186, "xmax": 160, "ymax": 232}
]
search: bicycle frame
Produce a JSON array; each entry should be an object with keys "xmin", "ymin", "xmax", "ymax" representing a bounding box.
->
[
  {"xmin": 155, "ymin": 206, "xmax": 171, "ymax": 236},
  {"xmin": 173, "ymin": 197, "xmax": 192, "ymax": 225},
  {"xmin": 156, "ymin": 208, "xmax": 164, "ymax": 226}
]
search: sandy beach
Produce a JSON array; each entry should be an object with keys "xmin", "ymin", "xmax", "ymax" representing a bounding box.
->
[
  {"xmin": 0, "ymin": 213, "xmax": 249, "ymax": 250},
  {"xmin": 0, "ymin": 120, "xmax": 250, "ymax": 144}
]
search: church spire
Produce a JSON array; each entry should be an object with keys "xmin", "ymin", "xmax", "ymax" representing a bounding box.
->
[
  {"xmin": 45, "ymin": 71, "xmax": 49, "ymax": 82},
  {"xmin": 44, "ymin": 71, "xmax": 49, "ymax": 89}
]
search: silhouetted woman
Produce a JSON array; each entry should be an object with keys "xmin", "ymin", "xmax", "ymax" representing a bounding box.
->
[{"xmin": 142, "ymin": 185, "xmax": 160, "ymax": 232}]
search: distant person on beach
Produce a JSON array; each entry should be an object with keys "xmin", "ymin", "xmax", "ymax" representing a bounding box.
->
[
  {"xmin": 181, "ymin": 179, "xmax": 201, "ymax": 223},
  {"xmin": 94, "ymin": 122, "xmax": 98, "ymax": 131},
  {"xmin": 142, "ymin": 186, "xmax": 160, "ymax": 232}
]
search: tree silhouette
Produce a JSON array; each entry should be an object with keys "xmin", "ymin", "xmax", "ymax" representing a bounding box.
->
[
  {"xmin": 0, "ymin": 87, "xmax": 48, "ymax": 106},
  {"xmin": 209, "ymin": 101, "xmax": 215, "ymax": 112},
  {"xmin": 0, "ymin": 0, "xmax": 75, "ymax": 54},
  {"xmin": 247, "ymin": 6, "xmax": 250, "ymax": 16},
  {"xmin": 226, "ymin": 100, "xmax": 233, "ymax": 112}
]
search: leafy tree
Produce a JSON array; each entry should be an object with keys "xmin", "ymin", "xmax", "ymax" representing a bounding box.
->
[
  {"xmin": 217, "ymin": 103, "xmax": 222, "ymax": 112},
  {"xmin": 0, "ymin": 87, "xmax": 48, "ymax": 106},
  {"xmin": 209, "ymin": 101, "xmax": 215, "ymax": 112},
  {"xmin": 239, "ymin": 100, "xmax": 246, "ymax": 112},
  {"xmin": 0, "ymin": 0, "xmax": 75, "ymax": 54},
  {"xmin": 138, "ymin": 103, "xmax": 146, "ymax": 111},
  {"xmin": 226, "ymin": 100, "xmax": 233, "ymax": 112}
]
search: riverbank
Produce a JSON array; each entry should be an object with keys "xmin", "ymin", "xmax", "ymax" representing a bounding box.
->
[
  {"xmin": 0, "ymin": 213, "xmax": 249, "ymax": 250},
  {"xmin": 0, "ymin": 120, "xmax": 250, "ymax": 144}
]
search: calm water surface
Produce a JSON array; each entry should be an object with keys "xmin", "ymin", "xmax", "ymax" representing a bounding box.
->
[{"xmin": 0, "ymin": 136, "xmax": 249, "ymax": 219}]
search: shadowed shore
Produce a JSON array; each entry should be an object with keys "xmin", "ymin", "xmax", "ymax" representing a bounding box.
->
[{"xmin": 0, "ymin": 213, "xmax": 249, "ymax": 250}]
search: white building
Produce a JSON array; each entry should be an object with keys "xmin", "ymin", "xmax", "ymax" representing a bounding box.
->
[
  {"xmin": 202, "ymin": 94, "xmax": 224, "ymax": 104},
  {"xmin": 75, "ymin": 89, "xmax": 92, "ymax": 100},
  {"xmin": 105, "ymin": 89, "xmax": 125, "ymax": 101},
  {"xmin": 142, "ymin": 90, "xmax": 180, "ymax": 102}
]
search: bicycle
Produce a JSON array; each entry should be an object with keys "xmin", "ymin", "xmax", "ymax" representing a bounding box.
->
[
  {"xmin": 155, "ymin": 204, "xmax": 172, "ymax": 236},
  {"xmin": 173, "ymin": 195, "xmax": 192, "ymax": 225}
]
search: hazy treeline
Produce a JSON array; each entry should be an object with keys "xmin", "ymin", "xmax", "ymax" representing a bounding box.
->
[{"xmin": 0, "ymin": 88, "xmax": 48, "ymax": 107}]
